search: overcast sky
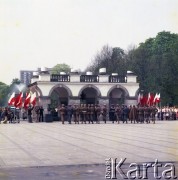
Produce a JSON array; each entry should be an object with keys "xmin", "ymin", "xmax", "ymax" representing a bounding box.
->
[{"xmin": 0, "ymin": 0, "xmax": 178, "ymax": 85}]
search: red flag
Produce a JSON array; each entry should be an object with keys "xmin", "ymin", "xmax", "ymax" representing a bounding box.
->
[
  {"xmin": 156, "ymin": 93, "xmax": 161, "ymax": 103},
  {"xmin": 153, "ymin": 93, "xmax": 158, "ymax": 104},
  {"xmin": 24, "ymin": 93, "xmax": 31, "ymax": 109},
  {"xmin": 147, "ymin": 93, "xmax": 151, "ymax": 106},
  {"xmin": 150, "ymin": 93, "xmax": 155, "ymax": 106},
  {"xmin": 14, "ymin": 92, "xmax": 23, "ymax": 108},
  {"xmin": 8, "ymin": 92, "xmax": 16, "ymax": 106},
  {"xmin": 30, "ymin": 92, "xmax": 36, "ymax": 106}
]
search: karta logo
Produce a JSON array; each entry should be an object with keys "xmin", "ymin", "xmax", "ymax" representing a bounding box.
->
[{"xmin": 105, "ymin": 158, "xmax": 177, "ymax": 179}]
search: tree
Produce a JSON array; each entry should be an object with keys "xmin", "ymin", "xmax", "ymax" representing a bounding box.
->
[
  {"xmin": 86, "ymin": 45, "xmax": 126, "ymax": 76},
  {"xmin": 86, "ymin": 45, "xmax": 112, "ymax": 74},
  {"xmin": 51, "ymin": 63, "xmax": 71, "ymax": 74},
  {"xmin": 0, "ymin": 82, "xmax": 9, "ymax": 106},
  {"xmin": 127, "ymin": 31, "xmax": 178, "ymax": 105}
]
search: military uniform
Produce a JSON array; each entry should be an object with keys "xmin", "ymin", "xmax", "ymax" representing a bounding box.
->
[
  {"xmin": 150, "ymin": 106, "xmax": 158, "ymax": 124},
  {"xmin": 115, "ymin": 105, "xmax": 121, "ymax": 124},
  {"xmin": 96, "ymin": 105, "xmax": 101, "ymax": 124},
  {"xmin": 90, "ymin": 104, "xmax": 95, "ymax": 124},
  {"xmin": 102, "ymin": 105, "xmax": 107, "ymax": 123},
  {"xmin": 59, "ymin": 104, "xmax": 66, "ymax": 124},
  {"xmin": 129, "ymin": 105, "xmax": 137, "ymax": 123}
]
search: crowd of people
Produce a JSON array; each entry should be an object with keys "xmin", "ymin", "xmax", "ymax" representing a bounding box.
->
[{"xmin": 0, "ymin": 104, "xmax": 178, "ymax": 124}]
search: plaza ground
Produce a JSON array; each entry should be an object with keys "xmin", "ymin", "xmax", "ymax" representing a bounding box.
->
[{"xmin": 0, "ymin": 120, "xmax": 177, "ymax": 179}]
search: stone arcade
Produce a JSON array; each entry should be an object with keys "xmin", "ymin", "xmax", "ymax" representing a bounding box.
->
[{"xmin": 28, "ymin": 68, "xmax": 139, "ymax": 114}]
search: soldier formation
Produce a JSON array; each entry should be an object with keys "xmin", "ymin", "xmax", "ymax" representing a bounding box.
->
[
  {"xmin": 57, "ymin": 104, "xmax": 164, "ymax": 124},
  {"xmin": 1, "ymin": 104, "xmax": 177, "ymax": 124}
]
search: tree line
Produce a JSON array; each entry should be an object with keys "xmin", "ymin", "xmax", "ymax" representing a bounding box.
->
[{"xmin": 86, "ymin": 31, "xmax": 178, "ymax": 106}]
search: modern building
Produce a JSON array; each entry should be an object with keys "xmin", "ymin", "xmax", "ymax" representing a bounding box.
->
[
  {"xmin": 28, "ymin": 67, "xmax": 140, "ymax": 115},
  {"xmin": 20, "ymin": 68, "xmax": 53, "ymax": 86},
  {"xmin": 20, "ymin": 70, "xmax": 34, "ymax": 86}
]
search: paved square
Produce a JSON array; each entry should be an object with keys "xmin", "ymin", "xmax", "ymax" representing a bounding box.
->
[{"xmin": 0, "ymin": 121, "xmax": 177, "ymax": 168}]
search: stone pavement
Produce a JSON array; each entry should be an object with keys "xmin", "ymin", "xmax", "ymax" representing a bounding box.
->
[{"xmin": 0, "ymin": 120, "xmax": 177, "ymax": 179}]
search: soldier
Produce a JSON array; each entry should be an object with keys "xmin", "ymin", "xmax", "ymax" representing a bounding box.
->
[
  {"xmin": 86, "ymin": 104, "xmax": 90, "ymax": 123},
  {"xmin": 67, "ymin": 105, "xmax": 73, "ymax": 124},
  {"xmin": 39, "ymin": 106, "xmax": 44, "ymax": 122},
  {"xmin": 109, "ymin": 104, "xmax": 115, "ymax": 123},
  {"xmin": 8, "ymin": 108, "xmax": 14, "ymax": 123},
  {"xmin": 129, "ymin": 105, "xmax": 137, "ymax": 124},
  {"xmin": 87, "ymin": 104, "xmax": 91, "ymax": 123},
  {"xmin": 115, "ymin": 104, "xmax": 121, "ymax": 124},
  {"xmin": 137, "ymin": 106, "xmax": 144, "ymax": 123},
  {"xmin": 96, "ymin": 104, "xmax": 101, "ymax": 124},
  {"xmin": 123, "ymin": 105, "xmax": 129, "ymax": 124},
  {"xmin": 73, "ymin": 104, "xmax": 77, "ymax": 124},
  {"xmin": 79, "ymin": 104, "xmax": 84, "ymax": 123},
  {"xmin": 35, "ymin": 106, "xmax": 40, "ymax": 122},
  {"xmin": 150, "ymin": 105, "xmax": 158, "ymax": 124},
  {"xmin": 82, "ymin": 104, "xmax": 87, "ymax": 124},
  {"xmin": 102, "ymin": 104, "xmax": 107, "ymax": 124},
  {"xmin": 94, "ymin": 104, "xmax": 98, "ymax": 122},
  {"xmin": 90, "ymin": 104, "xmax": 95, "ymax": 124},
  {"xmin": 59, "ymin": 104, "xmax": 66, "ymax": 124},
  {"xmin": 144, "ymin": 106, "xmax": 151, "ymax": 123},
  {"xmin": 27, "ymin": 105, "xmax": 34, "ymax": 123}
]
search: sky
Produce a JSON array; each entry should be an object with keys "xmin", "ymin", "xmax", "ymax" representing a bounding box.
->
[{"xmin": 0, "ymin": 0, "xmax": 178, "ymax": 85}]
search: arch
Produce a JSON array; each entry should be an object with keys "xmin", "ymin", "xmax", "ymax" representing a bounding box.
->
[
  {"xmin": 48, "ymin": 84, "xmax": 72, "ymax": 97},
  {"xmin": 29, "ymin": 84, "xmax": 43, "ymax": 97},
  {"xmin": 107, "ymin": 85, "xmax": 129, "ymax": 98},
  {"xmin": 78, "ymin": 84, "xmax": 101, "ymax": 97}
]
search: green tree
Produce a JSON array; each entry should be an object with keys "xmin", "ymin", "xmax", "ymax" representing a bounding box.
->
[
  {"xmin": 127, "ymin": 31, "xmax": 178, "ymax": 106},
  {"xmin": 0, "ymin": 82, "xmax": 9, "ymax": 106},
  {"xmin": 51, "ymin": 63, "xmax": 71, "ymax": 74}
]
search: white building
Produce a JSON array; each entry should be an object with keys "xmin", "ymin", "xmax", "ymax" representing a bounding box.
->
[{"xmin": 28, "ymin": 67, "xmax": 139, "ymax": 113}]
